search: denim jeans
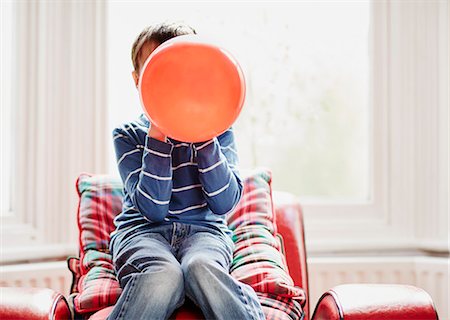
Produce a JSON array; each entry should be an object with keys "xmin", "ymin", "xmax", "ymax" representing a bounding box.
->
[{"xmin": 107, "ymin": 222, "xmax": 265, "ymax": 320}]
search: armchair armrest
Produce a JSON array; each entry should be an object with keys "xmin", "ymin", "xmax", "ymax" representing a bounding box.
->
[
  {"xmin": 311, "ymin": 284, "xmax": 438, "ymax": 320},
  {"xmin": 273, "ymin": 191, "xmax": 310, "ymax": 318},
  {"xmin": 0, "ymin": 287, "xmax": 71, "ymax": 320}
]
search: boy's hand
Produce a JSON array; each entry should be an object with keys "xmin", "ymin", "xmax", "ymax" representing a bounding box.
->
[{"xmin": 148, "ymin": 125, "xmax": 167, "ymax": 142}]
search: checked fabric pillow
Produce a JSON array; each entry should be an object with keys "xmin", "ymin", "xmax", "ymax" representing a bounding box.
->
[
  {"xmin": 258, "ymin": 293, "xmax": 304, "ymax": 320},
  {"xmin": 70, "ymin": 173, "xmax": 123, "ymax": 314},
  {"xmin": 70, "ymin": 251, "xmax": 122, "ymax": 314},
  {"xmin": 228, "ymin": 168, "xmax": 305, "ymax": 319},
  {"xmin": 76, "ymin": 173, "xmax": 123, "ymax": 253}
]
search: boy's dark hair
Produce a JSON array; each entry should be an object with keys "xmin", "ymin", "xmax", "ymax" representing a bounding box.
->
[{"xmin": 131, "ymin": 22, "xmax": 197, "ymax": 73}]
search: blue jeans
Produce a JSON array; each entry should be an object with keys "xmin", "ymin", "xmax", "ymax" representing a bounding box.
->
[{"xmin": 107, "ymin": 222, "xmax": 265, "ymax": 320}]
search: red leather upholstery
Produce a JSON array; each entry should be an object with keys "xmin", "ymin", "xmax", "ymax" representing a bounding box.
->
[
  {"xmin": 311, "ymin": 284, "xmax": 438, "ymax": 320},
  {"xmin": 273, "ymin": 191, "xmax": 310, "ymax": 319},
  {"xmin": 89, "ymin": 303, "xmax": 205, "ymax": 320},
  {"xmin": 0, "ymin": 287, "xmax": 71, "ymax": 320},
  {"xmin": 171, "ymin": 301, "xmax": 205, "ymax": 319},
  {"xmin": 89, "ymin": 306, "xmax": 115, "ymax": 320}
]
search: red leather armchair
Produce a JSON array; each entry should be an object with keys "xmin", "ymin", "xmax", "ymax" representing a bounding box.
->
[
  {"xmin": 0, "ymin": 287, "xmax": 71, "ymax": 320},
  {"xmin": 0, "ymin": 191, "xmax": 438, "ymax": 320},
  {"xmin": 311, "ymin": 284, "xmax": 439, "ymax": 320}
]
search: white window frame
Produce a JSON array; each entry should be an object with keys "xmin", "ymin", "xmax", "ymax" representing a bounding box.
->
[
  {"xmin": 304, "ymin": 0, "xmax": 449, "ymax": 255},
  {"xmin": 0, "ymin": 1, "xmax": 108, "ymax": 263}
]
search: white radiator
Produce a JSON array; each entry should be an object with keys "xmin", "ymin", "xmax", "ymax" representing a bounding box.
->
[
  {"xmin": 308, "ymin": 256, "xmax": 449, "ymax": 320},
  {"xmin": 0, "ymin": 261, "xmax": 72, "ymax": 296}
]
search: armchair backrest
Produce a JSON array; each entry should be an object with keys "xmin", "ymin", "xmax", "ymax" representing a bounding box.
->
[{"xmin": 75, "ymin": 173, "xmax": 309, "ymax": 318}]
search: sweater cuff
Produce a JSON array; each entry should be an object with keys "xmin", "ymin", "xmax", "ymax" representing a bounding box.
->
[{"xmin": 145, "ymin": 135, "xmax": 173, "ymax": 155}]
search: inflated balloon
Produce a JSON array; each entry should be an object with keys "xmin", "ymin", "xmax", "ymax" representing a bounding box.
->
[{"xmin": 139, "ymin": 35, "xmax": 246, "ymax": 143}]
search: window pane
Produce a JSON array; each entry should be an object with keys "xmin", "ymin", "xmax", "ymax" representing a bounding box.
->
[{"xmin": 107, "ymin": 1, "xmax": 370, "ymax": 201}]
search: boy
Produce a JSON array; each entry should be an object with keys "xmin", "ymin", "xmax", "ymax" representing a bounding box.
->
[{"xmin": 108, "ymin": 23, "xmax": 265, "ymax": 320}]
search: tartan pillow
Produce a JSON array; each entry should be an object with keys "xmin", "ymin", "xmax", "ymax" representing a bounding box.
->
[
  {"xmin": 76, "ymin": 173, "xmax": 123, "ymax": 255},
  {"xmin": 72, "ymin": 173, "xmax": 123, "ymax": 314},
  {"xmin": 257, "ymin": 293, "xmax": 304, "ymax": 320},
  {"xmin": 228, "ymin": 168, "xmax": 306, "ymax": 304},
  {"xmin": 74, "ymin": 250, "xmax": 122, "ymax": 314},
  {"xmin": 227, "ymin": 169, "xmax": 277, "ymax": 234}
]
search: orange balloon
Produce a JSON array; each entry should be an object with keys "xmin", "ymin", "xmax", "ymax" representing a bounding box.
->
[{"xmin": 139, "ymin": 35, "xmax": 246, "ymax": 143}]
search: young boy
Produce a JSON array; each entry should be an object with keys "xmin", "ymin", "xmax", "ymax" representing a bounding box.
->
[{"xmin": 108, "ymin": 23, "xmax": 265, "ymax": 320}]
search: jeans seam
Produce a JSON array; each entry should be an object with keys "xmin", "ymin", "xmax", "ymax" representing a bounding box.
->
[
  {"xmin": 236, "ymin": 283, "xmax": 258, "ymax": 320},
  {"xmin": 116, "ymin": 275, "xmax": 138, "ymax": 320},
  {"xmin": 170, "ymin": 222, "xmax": 176, "ymax": 247}
]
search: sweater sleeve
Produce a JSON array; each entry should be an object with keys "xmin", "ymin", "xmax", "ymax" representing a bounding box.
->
[
  {"xmin": 193, "ymin": 127, "xmax": 243, "ymax": 215},
  {"xmin": 112, "ymin": 127, "xmax": 173, "ymax": 222}
]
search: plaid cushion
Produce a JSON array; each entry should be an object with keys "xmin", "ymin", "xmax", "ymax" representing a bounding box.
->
[
  {"xmin": 76, "ymin": 173, "xmax": 123, "ymax": 255},
  {"xmin": 71, "ymin": 173, "xmax": 123, "ymax": 314},
  {"xmin": 67, "ymin": 256, "xmax": 81, "ymax": 294},
  {"xmin": 228, "ymin": 169, "xmax": 305, "ymax": 308},
  {"xmin": 231, "ymin": 227, "xmax": 302, "ymax": 297},
  {"xmin": 258, "ymin": 293, "xmax": 304, "ymax": 320},
  {"xmin": 227, "ymin": 169, "xmax": 277, "ymax": 234},
  {"xmin": 74, "ymin": 250, "xmax": 122, "ymax": 314}
]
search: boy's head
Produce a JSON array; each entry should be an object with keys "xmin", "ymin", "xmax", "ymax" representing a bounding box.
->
[{"xmin": 131, "ymin": 22, "xmax": 196, "ymax": 86}]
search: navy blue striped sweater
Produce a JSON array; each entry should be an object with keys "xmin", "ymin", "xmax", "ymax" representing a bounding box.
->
[{"xmin": 110, "ymin": 113, "xmax": 243, "ymax": 238}]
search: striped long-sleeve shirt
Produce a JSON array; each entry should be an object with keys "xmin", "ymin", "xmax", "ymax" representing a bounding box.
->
[{"xmin": 110, "ymin": 113, "xmax": 243, "ymax": 239}]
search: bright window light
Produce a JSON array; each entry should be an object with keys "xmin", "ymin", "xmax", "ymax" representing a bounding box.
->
[{"xmin": 107, "ymin": 1, "xmax": 370, "ymax": 202}]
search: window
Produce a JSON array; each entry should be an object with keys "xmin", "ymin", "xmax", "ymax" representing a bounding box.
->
[
  {"xmin": 0, "ymin": 1, "xmax": 444, "ymax": 260},
  {"xmin": 107, "ymin": 2, "xmax": 370, "ymax": 203},
  {"xmin": 1, "ymin": 1, "xmax": 107, "ymax": 263}
]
